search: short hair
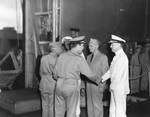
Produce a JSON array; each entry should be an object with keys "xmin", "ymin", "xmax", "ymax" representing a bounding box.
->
[
  {"xmin": 95, "ymin": 39, "xmax": 100, "ymax": 46},
  {"xmin": 90, "ymin": 38, "xmax": 100, "ymax": 47}
]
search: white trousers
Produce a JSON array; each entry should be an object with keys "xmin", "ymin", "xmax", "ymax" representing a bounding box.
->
[{"xmin": 109, "ymin": 90, "xmax": 127, "ymax": 117}]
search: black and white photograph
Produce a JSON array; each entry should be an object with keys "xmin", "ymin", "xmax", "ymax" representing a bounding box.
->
[{"xmin": 0, "ymin": 0, "xmax": 150, "ymax": 117}]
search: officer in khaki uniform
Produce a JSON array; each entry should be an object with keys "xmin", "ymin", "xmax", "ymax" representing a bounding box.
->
[
  {"xmin": 54, "ymin": 36, "xmax": 98, "ymax": 117},
  {"xmin": 86, "ymin": 38, "xmax": 109, "ymax": 117},
  {"xmin": 130, "ymin": 45, "xmax": 142, "ymax": 94},
  {"xmin": 101, "ymin": 35, "xmax": 130, "ymax": 117},
  {"xmin": 140, "ymin": 44, "xmax": 150, "ymax": 91},
  {"xmin": 39, "ymin": 42, "xmax": 63, "ymax": 117}
]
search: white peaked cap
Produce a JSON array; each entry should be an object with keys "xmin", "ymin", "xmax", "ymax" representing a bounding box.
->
[
  {"xmin": 109, "ymin": 35, "xmax": 126, "ymax": 43},
  {"xmin": 70, "ymin": 36, "xmax": 85, "ymax": 44},
  {"xmin": 61, "ymin": 36, "xmax": 73, "ymax": 44}
]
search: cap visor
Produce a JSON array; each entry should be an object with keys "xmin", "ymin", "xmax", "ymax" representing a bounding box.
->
[{"xmin": 109, "ymin": 40, "xmax": 117, "ymax": 43}]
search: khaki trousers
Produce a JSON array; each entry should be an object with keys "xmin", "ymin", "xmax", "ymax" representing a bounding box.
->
[
  {"xmin": 41, "ymin": 91, "xmax": 54, "ymax": 117},
  {"xmin": 55, "ymin": 78, "xmax": 80, "ymax": 117}
]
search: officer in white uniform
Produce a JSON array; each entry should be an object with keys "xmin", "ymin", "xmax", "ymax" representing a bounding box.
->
[{"xmin": 101, "ymin": 35, "xmax": 130, "ymax": 117}]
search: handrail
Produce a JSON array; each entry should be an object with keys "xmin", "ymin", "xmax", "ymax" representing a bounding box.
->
[{"xmin": 129, "ymin": 66, "xmax": 150, "ymax": 80}]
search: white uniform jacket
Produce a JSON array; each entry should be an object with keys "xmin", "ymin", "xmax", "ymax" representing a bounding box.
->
[{"xmin": 102, "ymin": 49, "xmax": 130, "ymax": 94}]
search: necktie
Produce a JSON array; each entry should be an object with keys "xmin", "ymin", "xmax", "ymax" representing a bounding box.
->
[
  {"xmin": 138, "ymin": 54, "xmax": 140, "ymax": 64},
  {"xmin": 90, "ymin": 54, "xmax": 94, "ymax": 62}
]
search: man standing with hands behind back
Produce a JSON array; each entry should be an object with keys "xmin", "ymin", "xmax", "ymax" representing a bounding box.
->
[
  {"xmin": 101, "ymin": 35, "xmax": 130, "ymax": 117},
  {"xmin": 39, "ymin": 42, "xmax": 63, "ymax": 117},
  {"xmin": 86, "ymin": 38, "xmax": 109, "ymax": 117}
]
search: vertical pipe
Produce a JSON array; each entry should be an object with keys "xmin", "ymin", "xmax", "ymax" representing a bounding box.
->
[
  {"xmin": 55, "ymin": 0, "xmax": 58, "ymax": 40},
  {"xmin": 22, "ymin": 0, "xmax": 25, "ymax": 88},
  {"xmin": 147, "ymin": 66, "xmax": 150, "ymax": 96},
  {"xmin": 52, "ymin": 0, "xmax": 56, "ymax": 42},
  {"xmin": 58, "ymin": 0, "xmax": 61, "ymax": 40},
  {"xmin": 25, "ymin": 0, "xmax": 35, "ymax": 88},
  {"xmin": 144, "ymin": 0, "xmax": 149, "ymax": 37}
]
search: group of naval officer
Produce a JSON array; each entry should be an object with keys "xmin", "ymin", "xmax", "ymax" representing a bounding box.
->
[{"xmin": 39, "ymin": 34, "xmax": 130, "ymax": 117}]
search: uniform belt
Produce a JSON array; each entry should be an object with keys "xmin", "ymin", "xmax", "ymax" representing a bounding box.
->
[
  {"xmin": 59, "ymin": 77, "xmax": 81, "ymax": 86},
  {"xmin": 59, "ymin": 77, "xmax": 80, "ymax": 81},
  {"xmin": 41, "ymin": 73, "xmax": 52, "ymax": 76}
]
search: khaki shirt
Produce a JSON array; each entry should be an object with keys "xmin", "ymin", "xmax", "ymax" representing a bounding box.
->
[
  {"xmin": 39, "ymin": 53, "xmax": 58, "ymax": 92},
  {"xmin": 54, "ymin": 51, "xmax": 97, "ymax": 82}
]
